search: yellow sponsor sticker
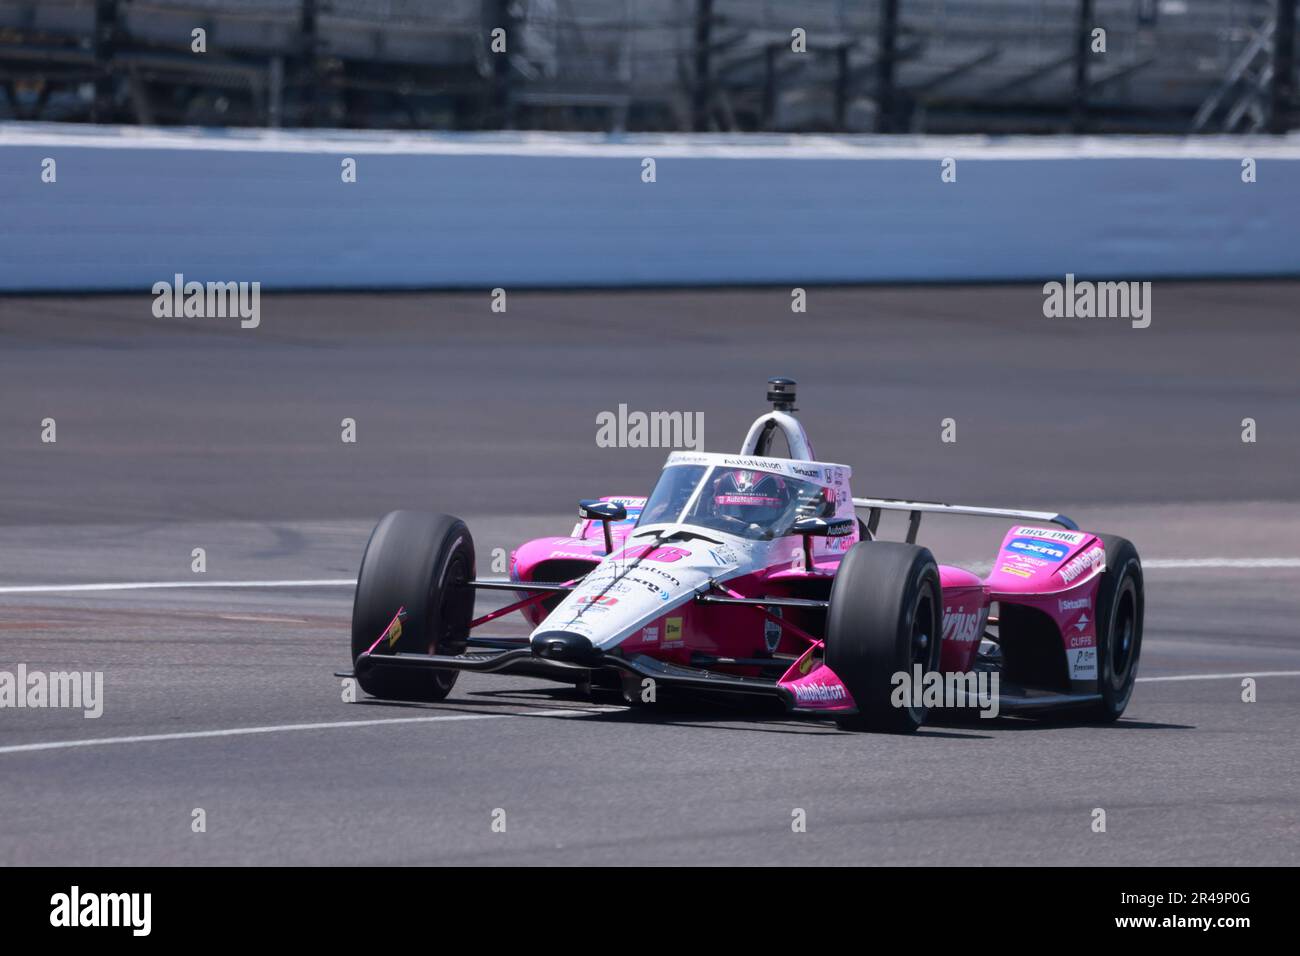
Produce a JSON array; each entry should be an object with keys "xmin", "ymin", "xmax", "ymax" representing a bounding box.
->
[
  {"xmin": 384, "ymin": 614, "xmax": 404, "ymax": 648},
  {"xmin": 664, "ymin": 617, "xmax": 683, "ymax": 643}
]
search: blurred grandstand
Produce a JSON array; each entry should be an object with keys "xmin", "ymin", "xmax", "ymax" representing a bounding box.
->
[{"xmin": 0, "ymin": 0, "xmax": 1294, "ymax": 133}]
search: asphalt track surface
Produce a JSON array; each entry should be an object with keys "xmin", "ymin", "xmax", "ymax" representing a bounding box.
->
[{"xmin": 1, "ymin": 283, "xmax": 1298, "ymax": 866}]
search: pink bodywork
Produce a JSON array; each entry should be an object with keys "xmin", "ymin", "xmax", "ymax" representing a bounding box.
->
[{"xmin": 509, "ymin": 497, "xmax": 1104, "ymax": 716}]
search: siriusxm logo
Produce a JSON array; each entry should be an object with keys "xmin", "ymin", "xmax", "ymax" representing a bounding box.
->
[{"xmin": 1007, "ymin": 537, "xmax": 1068, "ymax": 562}]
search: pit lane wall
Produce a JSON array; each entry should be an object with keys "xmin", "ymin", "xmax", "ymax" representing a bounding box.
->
[{"xmin": 2, "ymin": 124, "xmax": 1299, "ymax": 291}]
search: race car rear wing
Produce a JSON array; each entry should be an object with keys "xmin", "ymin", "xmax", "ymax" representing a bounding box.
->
[{"xmin": 852, "ymin": 497, "xmax": 1079, "ymax": 544}]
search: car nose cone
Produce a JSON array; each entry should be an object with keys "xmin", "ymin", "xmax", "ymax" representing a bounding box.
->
[{"xmin": 530, "ymin": 630, "xmax": 599, "ymax": 664}]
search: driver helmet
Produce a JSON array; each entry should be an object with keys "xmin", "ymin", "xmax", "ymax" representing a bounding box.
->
[{"xmin": 710, "ymin": 469, "xmax": 791, "ymax": 526}]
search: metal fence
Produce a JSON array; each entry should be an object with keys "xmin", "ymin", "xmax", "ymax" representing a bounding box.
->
[{"xmin": 0, "ymin": 0, "xmax": 1293, "ymax": 132}]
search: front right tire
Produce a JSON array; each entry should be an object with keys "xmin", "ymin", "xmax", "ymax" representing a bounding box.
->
[
  {"xmin": 1086, "ymin": 533, "xmax": 1143, "ymax": 722},
  {"xmin": 825, "ymin": 541, "xmax": 943, "ymax": 733}
]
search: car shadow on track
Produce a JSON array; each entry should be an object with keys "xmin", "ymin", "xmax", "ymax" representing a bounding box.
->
[
  {"xmin": 931, "ymin": 711, "xmax": 1195, "ymax": 732},
  {"xmin": 350, "ymin": 690, "xmax": 1187, "ymax": 737},
  {"xmin": 465, "ymin": 687, "xmax": 997, "ymax": 739}
]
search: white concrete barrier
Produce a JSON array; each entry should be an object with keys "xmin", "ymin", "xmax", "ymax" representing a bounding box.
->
[{"xmin": 2, "ymin": 124, "xmax": 1298, "ymax": 291}]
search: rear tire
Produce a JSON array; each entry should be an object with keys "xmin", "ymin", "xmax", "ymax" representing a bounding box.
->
[
  {"xmin": 350, "ymin": 511, "xmax": 475, "ymax": 702},
  {"xmin": 825, "ymin": 542, "xmax": 943, "ymax": 733},
  {"xmin": 1087, "ymin": 534, "xmax": 1143, "ymax": 722}
]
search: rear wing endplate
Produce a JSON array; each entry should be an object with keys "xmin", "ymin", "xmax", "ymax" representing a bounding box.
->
[{"xmin": 852, "ymin": 497, "xmax": 1079, "ymax": 544}]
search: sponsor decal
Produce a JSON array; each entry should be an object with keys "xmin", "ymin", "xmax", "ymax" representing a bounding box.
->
[
  {"xmin": 1059, "ymin": 596, "xmax": 1091, "ymax": 612},
  {"xmin": 716, "ymin": 493, "xmax": 781, "ymax": 507},
  {"xmin": 790, "ymin": 465, "xmax": 822, "ymax": 481},
  {"xmin": 1059, "ymin": 546, "xmax": 1105, "ymax": 583},
  {"xmin": 764, "ymin": 608, "xmax": 783, "ymax": 653},
  {"xmin": 547, "ymin": 550, "xmax": 598, "ymax": 561},
  {"xmin": 999, "ymin": 564, "xmax": 1033, "ymax": 578},
  {"xmin": 663, "ymin": 617, "xmax": 683, "ymax": 646},
  {"xmin": 577, "ymin": 595, "xmax": 618, "ymax": 607},
  {"xmin": 791, "ymin": 681, "xmax": 846, "ymax": 703},
  {"xmin": 798, "ymin": 654, "xmax": 816, "ymax": 675},
  {"xmin": 611, "ymin": 544, "xmax": 690, "ymax": 564},
  {"xmin": 1006, "ymin": 537, "xmax": 1069, "ymax": 562},
  {"xmin": 1068, "ymin": 632, "xmax": 1096, "ymax": 649},
  {"xmin": 1069, "ymin": 646, "xmax": 1098, "ymax": 679},
  {"xmin": 640, "ymin": 626, "xmax": 659, "ymax": 643},
  {"xmin": 1014, "ymin": 526, "xmax": 1087, "ymax": 545},
  {"xmin": 558, "ymin": 618, "xmax": 596, "ymax": 636},
  {"xmin": 629, "ymin": 566, "xmax": 682, "ymax": 587},
  {"xmin": 383, "ymin": 613, "xmax": 403, "ymax": 649},
  {"xmin": 941, "ymin": 606, "xmax": 983, "ymax": 644}
]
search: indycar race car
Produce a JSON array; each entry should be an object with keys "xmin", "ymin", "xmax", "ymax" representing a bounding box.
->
[{"xmin": 345, "ymin": 378, "xmax": 1143, "ymax": 732}]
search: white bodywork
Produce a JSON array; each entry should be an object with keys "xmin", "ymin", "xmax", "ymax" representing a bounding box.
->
[{"xmin": 530, "ymin": 450, "xmax": 855, "ymax": 652}]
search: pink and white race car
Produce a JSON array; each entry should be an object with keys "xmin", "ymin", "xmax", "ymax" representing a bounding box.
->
[{"xmin": 347, "ymin": 379, "xmax": 1143, "ymax": 733}]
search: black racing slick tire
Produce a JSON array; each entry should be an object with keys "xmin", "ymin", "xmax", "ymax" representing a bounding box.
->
[
  {"xmin": 825, "ymin": 541, "xmax": 943, "ymax": 733},
  {"xmin": 350, "ymin": 511, "xmax": 475, "ymax": 702},
  {"xmin": 1087, "ymin": 533, "xmax": 1144, "ymax": 722}
]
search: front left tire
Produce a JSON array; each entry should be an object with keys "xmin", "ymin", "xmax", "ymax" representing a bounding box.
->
[{"xmin": 350, "ymin": 510, "xmax": 475, "ymax": 702}]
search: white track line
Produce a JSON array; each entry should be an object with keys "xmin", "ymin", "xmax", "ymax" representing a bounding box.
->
[
  {"xmin": 0, "ymin": 707, "xmax": 616, "ymax": 756},
  {"xmin": 3, "ymin": 673, "xmax": 1297, "ymax": 756},
  {"xmin": 0, "ymin": 579, "xmax": 356, "ymax": 594},
  {"xmin": 4, "ymin": 557, "xmax": 1299, "ymax": 596},
  {"xmin": 1143, "ymin": 558, "xmax": 1300, "ymax": 569},
  {"xmin": 1137, "ymin": 670, "xmax": 1300, "ymax": 683}
]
